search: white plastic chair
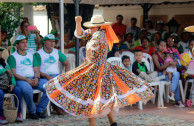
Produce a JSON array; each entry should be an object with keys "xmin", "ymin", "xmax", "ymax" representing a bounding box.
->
[
  {"xmin": 143, "ymin": 53, "xmax": 154, "ymax": 72},
  {"xmin": 21, "ymin": 89, "xmax": 50, "ymax": 119},
  {"xmin": 184, "ymin": 79, "xmax": 194, "ymax": 101},
  {"xmin": 65, "ymin": 54, "xmax": 75, "ymax": 70},
  {"xmin": 107, "ymin": 57, "xmax": 122, "ymax": 67}
]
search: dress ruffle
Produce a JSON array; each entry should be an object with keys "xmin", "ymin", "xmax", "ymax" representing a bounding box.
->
[{"xmin": 44, "ymin": 61, "xmax": 154, "ymax": 117}]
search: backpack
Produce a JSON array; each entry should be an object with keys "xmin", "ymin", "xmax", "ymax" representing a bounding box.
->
[{"xmin": 0, "ymin": 71, "xmax": 11, "ymax": 91}]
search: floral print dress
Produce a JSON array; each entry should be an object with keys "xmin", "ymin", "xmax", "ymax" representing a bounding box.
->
[{"xmin": 44, "ymin": 29, "xmax": 154, "ymax": 117}]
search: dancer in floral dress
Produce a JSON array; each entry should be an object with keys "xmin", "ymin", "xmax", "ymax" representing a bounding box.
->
[{"xmin": 44, "ymin": 15, "xmax": 154, "ymax": 126}]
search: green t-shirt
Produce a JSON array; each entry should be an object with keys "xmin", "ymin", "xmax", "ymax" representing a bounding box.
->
[{"xmin": 0, "ymin": 63, "xmax": 16, "ymax": 86}]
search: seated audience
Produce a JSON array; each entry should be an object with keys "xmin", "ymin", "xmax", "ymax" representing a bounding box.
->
[
  {"xmin": 112, "ymin": 15, "xmax": 127, "ymax": 38},
  {"xmin": 123, "ymin": 33, "xmax": 134, "ymax": 49},
  {"xmin": 7, "ymin": 35, "xmax": 49, "ymax": 119},
  {"xmin": 136, "ymin": 37, "xmax": 155, "ymax": 56},
  {"xmin": 35, "ymin": 34, "xmax": 70, "ymax": 115},
  {"xmin": 19, "ymin": 21, "xmax": 41, "ymax": 54},
  {"xmin": 155, "ymin": 20, "xmax": 168, "ymax": 41},
  {"xmin": 134, "ymin": 29, "xmax": 147, "ymax": 47},
  {"xmin": 126, "ymin": 17, "xmax": 141, "ymax": 41},
  {"xmin": 178, "ymin": 31, "xmax": 191, "ymax": 54},
  {"xmin": 144, "ymin": 19, "xmax": 155, "ymax": 40},
  {"xmin": 163, "ymin": 50, "xmax": 178, "ymax": 84},
  {"xmin": 0, "ymin": 47, "xmax": 22, "ymax": 124},
  {"xmin": 152, "ymin": 40, "xmax": 184, "ymax": 107},
  {"xmin": 151, "ymin": 32, "xmax": 161, "ymax": 50},
  {"xmin": 107, "ymin": 34, "xmax": 128, "ymax": 58},
  {"xmin": 170, "ymin": 33, "xmax": 179, "ymax": 49},
  {"xmin": 187, "ymin": 39, "xmax": 194, "ymax": 60},
  {"xmin": 121, "ymin": 55, "xmax": 131, "ymax": 71},
  {"xmin": 166, "ymin": 36, "xmax": 181, "ymax": 68},
  {"xmin": 132, "ymin": 49, "xmax": 164, "ymax": 82},
  {"xmin": 0, "ymin": 29, "xmax": 11, "ymax": 51}
]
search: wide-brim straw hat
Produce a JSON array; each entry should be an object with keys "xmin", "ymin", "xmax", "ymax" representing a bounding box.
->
[
  {"xmin": 83, "ymin": 15, "xmax": 112, "ymax": 28},
  {"xmin": 185, "ymin": 25, "xmax": 194, "ymax": 32}
]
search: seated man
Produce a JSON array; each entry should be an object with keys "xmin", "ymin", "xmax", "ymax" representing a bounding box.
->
[
  {"xmin": 132, "ymin": 49, "xmax": 165, "ymax": 82},
  {"xmin": 7, "ymin": 35, "xmax": 49, "ymax": 120},
  {"xmin": 34, "ymin": 34, "xmax": 70, "ymax": 115}
]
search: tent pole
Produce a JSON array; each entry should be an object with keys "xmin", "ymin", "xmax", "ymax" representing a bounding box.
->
[
  {"xmin": 141, "ymin": 3, "xmax": 153, "ymax": 28},
  {"xmin": 59, "ymin": 0, "xmax": 64, "ymax": 73},
  {"xmin": 60, "ymin": 0, "xmax": 64, "ymax": 54},
  {"xmin": 74, "ymin": 0, "xmax": 81, "ymax": 67}
]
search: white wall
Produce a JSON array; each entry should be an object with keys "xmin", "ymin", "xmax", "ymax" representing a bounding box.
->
[
  {"xmin": 98, "ymin": 3, "xmax": 194, "ymax": 27},
  {"xmin": 33, "ymin": 11, "xmax": 52, "ymax": 36}
]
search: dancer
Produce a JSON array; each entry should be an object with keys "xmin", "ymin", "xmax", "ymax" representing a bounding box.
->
[{"xmin": 44, "ymin": 15, "xmax": 154, "ymax": 126}]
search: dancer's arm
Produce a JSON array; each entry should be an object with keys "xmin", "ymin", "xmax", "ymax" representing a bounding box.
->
[
  {"xmin": 74, "ymin": 16, "xmax": 91, "ymax": 41},
  {"xmin": 75, "ymin": 16, "xmax": 83, "ymax": 36}
]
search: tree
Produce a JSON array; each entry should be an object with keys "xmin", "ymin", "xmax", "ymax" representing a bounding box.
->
[{"xmin": 0, "ymin": 3, "xmax": 23, "ymax": 39}]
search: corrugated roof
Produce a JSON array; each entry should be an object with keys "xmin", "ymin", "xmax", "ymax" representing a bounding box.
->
[{"xmin": 2, "ymin": 0, "xmax": 194, "ymax": 4}]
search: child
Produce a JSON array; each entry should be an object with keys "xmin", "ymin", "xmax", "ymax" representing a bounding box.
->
[
  {"xmin": 121, "ymin": 55, "xmax": 131, "ymax": 71},
  {"xmin": 164, "ymin": 50, "xmax": 177, "ymax": 83},
  {"xmin": 132, "ymin": 49, "xmax": 165, "ymax": 82}
]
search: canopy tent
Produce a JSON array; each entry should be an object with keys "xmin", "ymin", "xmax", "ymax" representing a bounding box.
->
[{"xmin": 2, "ymin": 0, "xmax": 194, "ymax": 4}]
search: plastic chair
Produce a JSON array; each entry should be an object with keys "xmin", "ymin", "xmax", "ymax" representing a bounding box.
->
[
  {"xmin": 143, "ymin": 53, "xmax": 154, "ymax": 72},
  {"xmin": 165, "ymin": 80, "xmax": 185, "ymax": 103},
  {"xmin": 21, "ymin": 89, "xmax": 50, "ymax": 119},
  {"xmin": 65, "ymin": 54, "xmax": 75, "ymax": 70},
  {"xmin": 107, "ymin": 57, "xmax": 122, "ymax": 67},
  {"xmin": 184, "ymin": 79, "xmax": 194, "ymax": 101}
]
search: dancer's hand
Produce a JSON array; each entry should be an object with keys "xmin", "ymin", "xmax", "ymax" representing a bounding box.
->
[{"xmin": 75, "ymin": 16, "xmax": 82, "ymax": 23}]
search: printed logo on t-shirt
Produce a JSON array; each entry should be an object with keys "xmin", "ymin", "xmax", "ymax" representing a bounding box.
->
[
  {"xmin": 44, "ymin": 55, "xmax": 56, "ymax": 63},
  {"xmin": 20, "ymin": 58, "xmax": 32, "ymax": 65}
]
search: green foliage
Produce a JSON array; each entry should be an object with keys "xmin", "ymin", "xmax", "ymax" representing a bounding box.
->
[{"xmin": 0, "ymin": 2, "xmax": 23, "ymax": 39}]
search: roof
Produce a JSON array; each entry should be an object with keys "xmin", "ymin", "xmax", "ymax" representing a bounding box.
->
[{"xmin": 2, "ymin": 0, "xmax": 194, "ymax": 4}]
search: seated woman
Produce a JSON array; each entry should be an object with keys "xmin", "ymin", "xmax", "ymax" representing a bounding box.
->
[
  {"xmin": 166, "ymin": 36, "xmax": 180, "ymax": 56},
  {"xmin": 152, "ymin": 40, "xmax": 184, "ymax": 107},
  {"xmin": 186, "ymin": 39, "xmax": 194, "ymax": 60},
  {"xmin": 0, "ymin": 48, "xmax": 22, "ymax": 124},
  {"xmin": 136, "ymin": 37, "xmax": 155, "ymax": 56},
  {"xmin": 123, "ymin": 33, "xmax": 135, "ymax": 49},
  {"xmin": 166, "ymin": 36, "xmax": 182, "ymax": 69}
]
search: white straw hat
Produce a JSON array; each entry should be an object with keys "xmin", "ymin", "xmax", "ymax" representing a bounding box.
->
[
  {"xmin": 83, "ymin": 15, "xmax": 112, "ymax": 27},
  {"xmin": 185, "ymin": 25, "xmax": 194, "ymax": 32}
]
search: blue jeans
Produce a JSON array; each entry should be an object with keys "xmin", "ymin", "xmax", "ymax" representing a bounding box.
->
[
  {"xmin": 16, "ymin": 77, "xmax": 49, "ymax": 114},
  {"xmin": 39, "ymin": 74, "xmax": 59, "ymax": 107},
  {"xmin": 0, "ymin": 87, "xmax": 22, "ymax": 116},
  {"xmin": 159, "ymin": 71, "xmax": 181, "ymax": 101}
]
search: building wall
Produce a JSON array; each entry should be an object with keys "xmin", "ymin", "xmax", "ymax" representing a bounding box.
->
[{"xmin": 98, "ymin": 3, "xmax": 194, "ymax": 27}]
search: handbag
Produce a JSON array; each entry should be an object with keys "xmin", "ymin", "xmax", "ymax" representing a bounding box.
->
[
  {"xmin": 0, "ymin": 71, "xmax": 11, "ymax": 91},
  {"xmin": 3, "ymin": 94, "xmax": 19, "ymax": 123}
]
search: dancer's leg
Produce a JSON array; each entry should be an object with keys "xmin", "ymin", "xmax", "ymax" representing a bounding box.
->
[
  {"xmin": 107, "ymin": 111, "xmax": 115, "ymax": 125},
  {"xmin": 89, "ymin": 117, "xmax": 96, "ymax": 126}
]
